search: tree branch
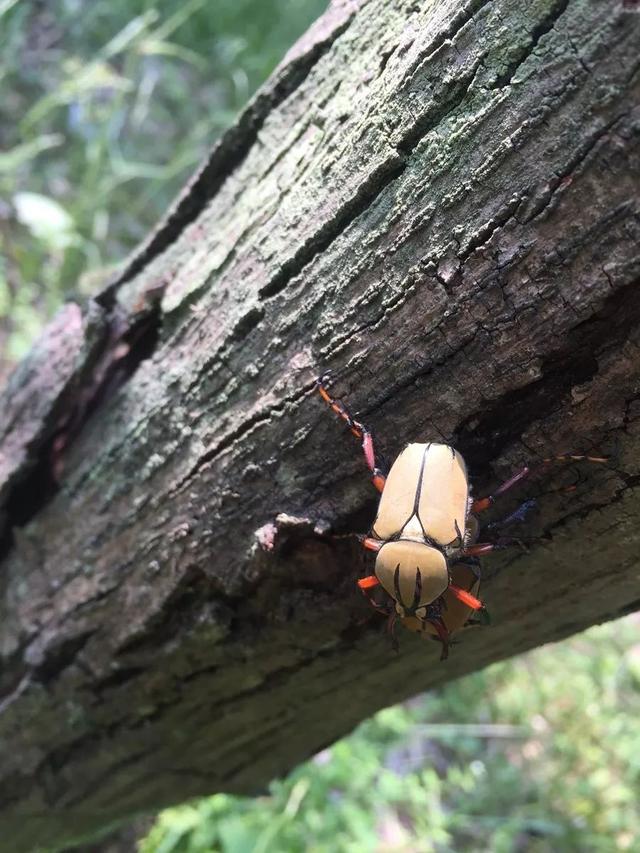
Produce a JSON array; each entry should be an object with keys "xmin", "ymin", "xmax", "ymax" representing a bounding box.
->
[{"xmin": 1, "ymin": 0, "xmax": 639, "ymax": 849}]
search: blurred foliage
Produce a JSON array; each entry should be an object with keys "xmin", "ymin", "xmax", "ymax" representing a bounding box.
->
[
  {"xmin": 0, "ymin": 0, "xmax": 326, "ymax": 368},
  {"xmin": 141, "ymin": 616, "xmax": 640, "ymax": 853}
]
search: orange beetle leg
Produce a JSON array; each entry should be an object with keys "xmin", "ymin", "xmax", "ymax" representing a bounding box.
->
[
  {"xmin": 358, "ymin": 577, "xmax": 392, "ymax": 619},
  {"xmin": 316, "ymin": 374, "xmax": 387, "ymax": 491},
  {"xmin": 361, "ymin": 536, "xmax": 383, "ymax": 552},
  {"xmin": 372, "ymin": 472, "xmax": 386, "ymax": 493},
  {"xmin": 462, "ymin": 542, "xmax": 499, "ymax": 557},
  {"xmin": 448, "ymin": 584, "xmax": 483, "ymax": 611},
  {"xmin": 462, "ymin": 537, "xmax": 525, "ymax": 558},
  {"xmin": 472, "ymin": 454, "xmax": 607, "ymax": 513},
  {"xmin": 358, "ymin": 575, "xmax": 380, "ymax": 589}
]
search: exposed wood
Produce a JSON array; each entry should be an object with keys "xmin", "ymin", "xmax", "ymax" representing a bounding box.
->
[{"xmin": 1, "ymin": 0, "xmax": 639, "ymax": 849}]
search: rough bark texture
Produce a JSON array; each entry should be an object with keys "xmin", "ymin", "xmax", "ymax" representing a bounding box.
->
[{"xmin": 1, "ymin": 0, "xmax": 639, "ymax": 849}]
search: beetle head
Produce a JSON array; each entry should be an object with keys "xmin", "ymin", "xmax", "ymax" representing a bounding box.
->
[{"xmin": 375, "ymin": 539, "xmax": 448, "ymax": 616}]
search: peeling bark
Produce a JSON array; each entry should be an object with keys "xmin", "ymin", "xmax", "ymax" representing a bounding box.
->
[{"xmin": 1, "ymin": 0, "xmax": 639, "ymax": 849}]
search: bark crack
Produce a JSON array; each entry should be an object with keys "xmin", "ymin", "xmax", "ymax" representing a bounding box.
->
[
  {"xmin": 489, "ymin": 0, "xmax": 571, "ymax": 90},
  {"xmin": 405, "ymin": 0, "xmax": 493, "ymax": 74},
  {"xmin": 259, "ymin": 58, "xmax": 483, "ymax": 301},
  {"xmin": 520, "ymin": 113, "xmax": 629, "ymax": 223},
  {"xmin": 169, "ymin": 381, "xmax": 317, "ymax": 497}
]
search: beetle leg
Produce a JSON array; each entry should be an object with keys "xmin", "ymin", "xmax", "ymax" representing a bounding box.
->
[
  {"xmin": 358, "ymin": 577, "xmax": 391, "ymax": 616},
  {"xmin": 358, "ymin": 583, "xmax": 400, "ymax": 651},
  {"xmin": 360, "ymin": 536, "xmax": 383, "ymax": 552},
  {"xmin": 484, "ymin": 498, "xmax": 537, "ymax": 531},
  {"xmin": 448, "ymin": 584, "xmax": 483, "ymax": 610},
  {"xmin": 466, "ymin": 607, "xmax": 492, "ymax": 626},
  {"xmin": 472, "ymin": 455, "xmax": 607, "ymax": 513},
  {"xmin": 316, "ymin": 375, "xmax": 387, "ymax": 492},
  {"xmin": 457, "ymin": 556, "xmax": 482, "ymax": 580},
  {"xmin": 462, "ymin": 542, "xmax": 496, "ymax": 557},
  {"xmin": 424, "ymin": 617, "xmax": 450, "ymax": 660},
  {"xmin": 386, "ymin": 611, "xmax": 400, "ymax": 652},
  {"xmin": 471, "ymin": 467, "xmax": 532, "ymax": 512},
  {"xmin": 358, "ymin": 575, "xmax": 379, "ymax": 589},
  {"xmin": 462, "ymin": 537, "xmax": 527, "ymax": 557}
]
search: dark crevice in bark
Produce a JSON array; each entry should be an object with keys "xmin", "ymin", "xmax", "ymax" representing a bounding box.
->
[
  {"xmin": 93, "ymin": 666, "xmax": 147, "ymax": 692},
  {"xmin": 396, "ymin": 58, "xmax": 483, "ymax": 155},
  {"xmin": 521, "ymin": 113, "xmax": 628, "ymax": 223},
  {"xmin": 457, "ymin": 196, "xmax": 524, "ymax": 262},
  {"xmin": 457, "ymin": 351, "xmax": 599, "ymax": 465},
  {"xmin": 33, "ymin": 631, "xmax": 96, "ymax": 686},
  {"xmin": 455, "ymin": 277, "xmax": 640, "ymax": 469},
  {"xmin": 228, "ymin": 306, "xmax": 266, "ymax": 343},
  {"xmin": 0, "ymin": 306, "xmax": 161, "ymax": 563},
  {"xmin": 84, "ymin": 308, "xmax": 161, "ymax": 422},
  {"xmin": 260, "ymin": 60, "xmax": 483, "ymax": 301},
  {"xmin": 406, "ymin": 0, "xmax": 493, "ymax": 71},
  {"xmin": 259, "ymin": 158, "xmax": 406, "ymax": 299},
  {"xmin": 490, "ymin": 0, "xmax": 571, "ymax": 90},
  {"xmin": 0, "ymin": 437, "xmax": 60, "ymax": 561}
]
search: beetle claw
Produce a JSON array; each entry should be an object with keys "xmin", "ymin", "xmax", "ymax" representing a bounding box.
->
[{"xmin": 386, "ymin": 612, "xmax": 400, "ymax": 652}]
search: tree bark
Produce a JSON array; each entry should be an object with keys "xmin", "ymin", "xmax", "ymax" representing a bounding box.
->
[{"xmin": 1, "ymin": 0, "xmax": 639, "ymax": 848}]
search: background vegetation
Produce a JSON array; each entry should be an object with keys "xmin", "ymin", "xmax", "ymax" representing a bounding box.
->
[
  {"xmin": 1, "ymin": 2, "xmax": 638, "ymax": 851},
  {"xmin": 141, "ymin": 617, "xmax": 640, "ymax": 853}
]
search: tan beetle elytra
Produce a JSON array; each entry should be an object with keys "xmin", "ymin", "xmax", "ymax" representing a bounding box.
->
[{"xmin": 317, "ymin": 374, "xmax": 606, "ymax": 660}]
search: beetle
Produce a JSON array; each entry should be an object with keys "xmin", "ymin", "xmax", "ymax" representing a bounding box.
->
[{"xmin": 316, "ymin": 374, "xmax": 606, "ymax": 659}]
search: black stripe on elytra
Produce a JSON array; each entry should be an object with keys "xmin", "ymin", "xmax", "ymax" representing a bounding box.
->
[
  {"xmin": 412, "ymin": 568, "xmax": 422, "ymax": 610},
  {"xmin": 393, "ymin": 564, "xmax": 403, "ymax": 605},
  {"xmin": 373, "ymin": 444, "xmax": 429, "ymax": 540},
  {"xmin": 411, "ymin": 443, "xmax": 431, "ymax": 540},
  {"xmin": 412, "ymin": 443, "xmax": 430, "ymax": 516}
]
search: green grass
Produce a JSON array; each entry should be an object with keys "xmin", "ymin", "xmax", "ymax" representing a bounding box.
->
[
  {"xmin": 140, "ymin": 615, "xmax": 640, "ymax": 852},
  {"xmin": 0, "ymin": 0, "xmax": 327, "ymax": 364}
]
